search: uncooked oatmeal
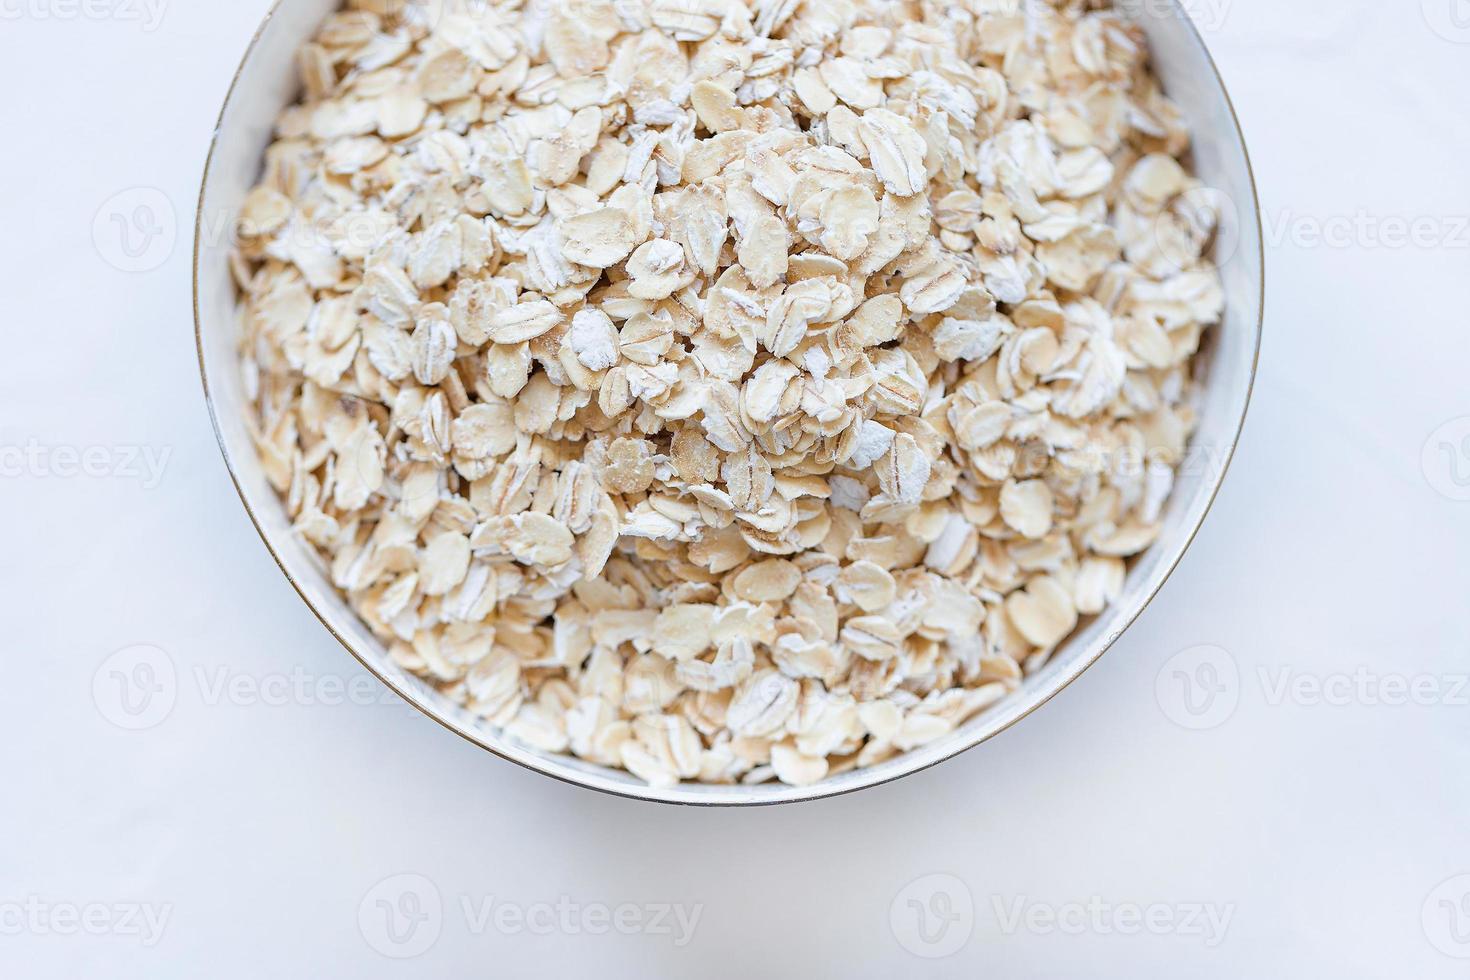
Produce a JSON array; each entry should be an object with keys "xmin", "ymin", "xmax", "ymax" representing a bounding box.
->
[{"xmin": 234, "ymin": 0, "xmax": 1224, "ymax": 787}]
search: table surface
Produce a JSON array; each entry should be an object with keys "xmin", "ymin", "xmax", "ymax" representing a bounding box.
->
[{"xmin": 3, "ymin": 1, "xmax": 1469, "ymax": 976}]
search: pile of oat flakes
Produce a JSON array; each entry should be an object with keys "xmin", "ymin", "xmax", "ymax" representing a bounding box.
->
[{"xmin": 235, "ymin": 0, "xmax": 1224, "ymax": 787}]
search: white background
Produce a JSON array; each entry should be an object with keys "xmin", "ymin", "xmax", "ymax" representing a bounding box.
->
[{"xmin": 2, "ymin": 0, "xmax": 1469, "ymax": 976}]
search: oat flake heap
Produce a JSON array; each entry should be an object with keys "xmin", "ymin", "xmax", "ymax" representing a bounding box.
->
[{"xmin": 236, "ymin": 0, "xmax": 1224, "ymax": 787}]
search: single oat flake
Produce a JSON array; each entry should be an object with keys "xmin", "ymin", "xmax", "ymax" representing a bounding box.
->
[{"xmin": 235, "ymin": 0, "xmax": 1224, "ymax": 788}]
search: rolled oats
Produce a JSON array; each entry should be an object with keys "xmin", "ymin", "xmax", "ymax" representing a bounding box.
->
[{"xmin": 238, "ymin": 0, "xmax": 1223, "ymax": 788}]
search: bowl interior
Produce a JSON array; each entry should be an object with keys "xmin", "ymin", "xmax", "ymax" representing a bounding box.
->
[{"xmin": 195, "ymin": 0, "xmax": 1261, "ymax": 805}]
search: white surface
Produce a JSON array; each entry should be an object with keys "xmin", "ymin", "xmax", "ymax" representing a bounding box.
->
[{"xmin": 1, "ymin": 1, "xmax": 1467, "ymax": 976}]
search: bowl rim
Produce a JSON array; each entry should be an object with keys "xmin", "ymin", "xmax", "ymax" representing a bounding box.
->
[{"xmin": 194, "ymin": 0, "xmax": 1264, "ymax": 807}]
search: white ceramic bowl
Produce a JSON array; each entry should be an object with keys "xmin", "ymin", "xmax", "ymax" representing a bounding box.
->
[{"xmin": 195, "ymin": 0, "xmax": 1263, "ymax": 805}]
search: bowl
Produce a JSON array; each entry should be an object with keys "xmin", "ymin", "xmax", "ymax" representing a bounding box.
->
[{"xmin": 195, "ymin": 0, "xmax": 1263, "ymax": 805}]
